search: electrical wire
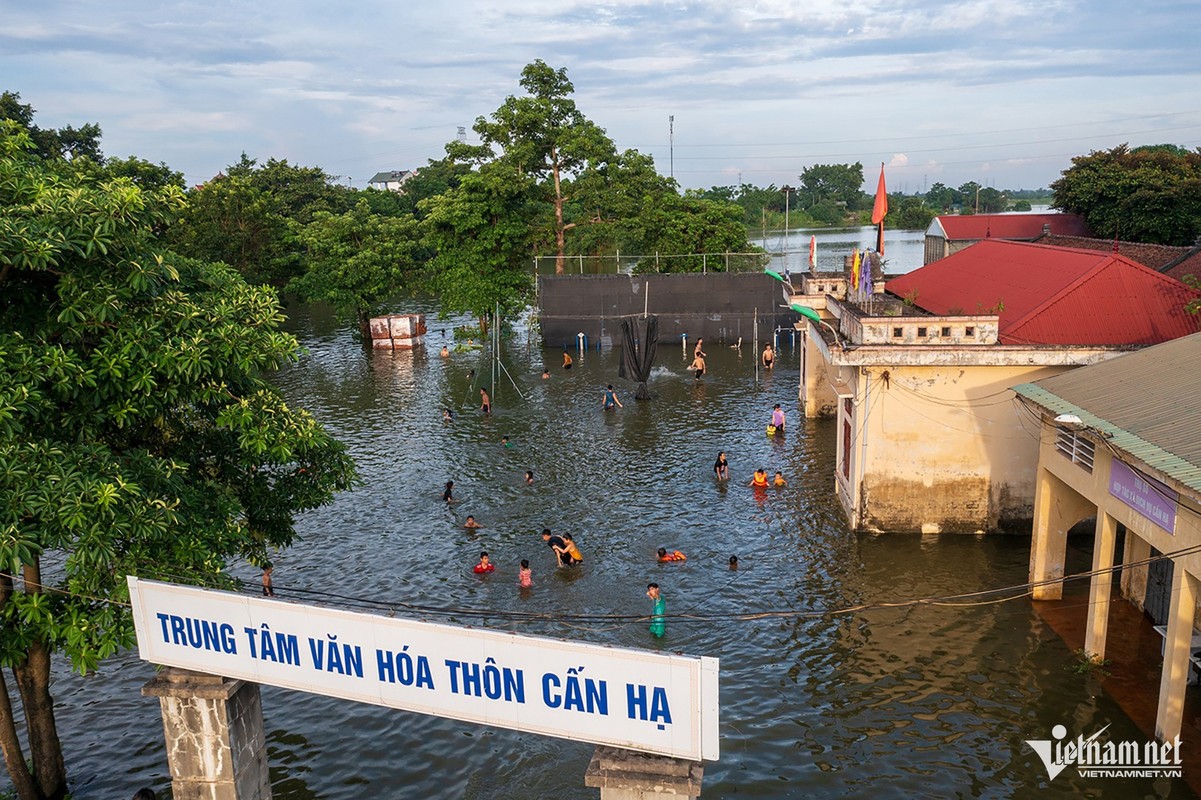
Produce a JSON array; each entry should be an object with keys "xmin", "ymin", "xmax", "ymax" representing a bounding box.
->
[{"xmin": 10, "ymin": 540, "xmax": 1201, "ymax": 627}]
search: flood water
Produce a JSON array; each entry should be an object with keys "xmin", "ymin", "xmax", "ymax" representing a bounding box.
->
[{"xmin": 25, "ymin": 301, "xmax": 1196, "ymax": 799}]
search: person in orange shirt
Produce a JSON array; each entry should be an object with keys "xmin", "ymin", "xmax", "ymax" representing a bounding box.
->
[{"xmin": 657, "ymin": 548, "xmax": 686, "ymax": 562}]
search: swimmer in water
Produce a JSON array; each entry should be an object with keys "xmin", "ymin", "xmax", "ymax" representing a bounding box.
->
[
  {"xmin": 773, "ymin": 471, "xmax": 787, "ymax": 487},
  {"xmin": 442, "ymin": 480, "xmax": 455, "ymax": 503},
  {"xmin": 563, "ymin": 352, "xmax": 573, "ymax": 370},
  {"xmin": 440, "ymin": 345, "xmax": 450, "ymax": 358},
  {"xmin": 729, "ymin": 555, "xmax": 739, "ymax": 570},
  {"xmin": 464, "ymin": 515, "xmax": 482, "ymax": 529},
  {"xmin": 750, "ymin": 469, "xmax": 768, "ymax": 488},
  {"xmin": 473, "ymin": 551, "xmax": 495, "ymax": 574},
  {"xmin": 517, "ymin": 559, "xmax": 532, "ymax": 588},
  {"xmin": 690, "ymin": 353, "xmax": 706, "ymax": 379},
  {"xmin": 657, "ymin": 548, "xmax": 686, "ymax": 562},
  {"xmin": 524, "ymin": 470, "xmax": 534, "ymax": 485}
]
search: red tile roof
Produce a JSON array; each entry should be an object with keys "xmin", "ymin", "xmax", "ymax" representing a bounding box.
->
[
  {"xmin": 884, "ymin": 240, "xmax": 1200, "ymax": 346},
  {"xmin": 933, "ymin": 213, "xmax": 1091, "ymax": 241},
  {"xmin": 1035, "ymin": 234, "xmax": 1201, "ymax": 283}
]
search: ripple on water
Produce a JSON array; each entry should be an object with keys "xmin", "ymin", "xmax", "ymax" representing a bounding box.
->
[{"xmin": 29, "ymin": 308, "xmax": 1197, "ymax": 799}]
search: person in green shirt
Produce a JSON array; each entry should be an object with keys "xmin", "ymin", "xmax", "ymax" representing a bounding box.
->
[{"xmin": 647, "ymin": 583, "xmax": 666, "ymax": 638}]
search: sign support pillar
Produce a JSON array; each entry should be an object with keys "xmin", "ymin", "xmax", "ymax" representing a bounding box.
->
[
  {"xmin": 584, "ymin": 746, "xmax": 704, "ymax": 799},
  {"xmin": 142, "ymin": 668, "xmax": 272, "ymax": 800}
]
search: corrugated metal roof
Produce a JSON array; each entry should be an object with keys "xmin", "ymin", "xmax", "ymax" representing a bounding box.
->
[
  {"xmin": 1013, "ymin": 332, "xmax": 1201, "ymax": 493},
  {"xmin": 884, "ymin": 239, "xmax": 1200, "ymax": 346},
  {"xmin": 935, "ymin": 213, "xmax": 1090, "ymax": 241}
]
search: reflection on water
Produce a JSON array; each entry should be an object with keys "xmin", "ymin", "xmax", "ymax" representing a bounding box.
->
[{"xmin": 31, "ymin": 302, "xmax": 1195, "ymax": 799}]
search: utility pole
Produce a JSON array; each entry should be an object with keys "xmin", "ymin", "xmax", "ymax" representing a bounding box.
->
[
  {"xmin": 781, "ymin": 186, "xmax": 794, "ymax": 253},
  {"xmin": 669, "ymin": 115, "xmax": 674, "ymax": 180}
]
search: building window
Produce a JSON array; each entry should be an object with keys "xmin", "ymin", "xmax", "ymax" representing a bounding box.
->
[
  {"xmin": 917, "ymin": 326, "xmax": 927, "ymax": 337},
  {"xmin": 941, "ymin": 326, "xmax": 951, "ymax": 337},
  {"xmin": 965, "ymin": 326, "xmax": 975, "ymax": 337},
  {"xmin": 841, "ymin": 397, "xmax": 853, "ymax": 480},
  {"xmin": 892, "ymin": 327, "xmax": 903, "ymax": 338},
  {"xmin": 1055, "ymin": 427, "xmax": 1095, "ymax": 473}
]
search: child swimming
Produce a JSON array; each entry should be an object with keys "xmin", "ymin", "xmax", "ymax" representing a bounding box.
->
[
  {"xmin": 473, "ymin": 552, "xmax": 495, "ymax": 574},
  {"xmin": 657, "ymin": 548, "xmax": 687, "ymax": 562},
  {"xmin": 517, "ymin": 559, "xmax": 532, "ymax": 588}
]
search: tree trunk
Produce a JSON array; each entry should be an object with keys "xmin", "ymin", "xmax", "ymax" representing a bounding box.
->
[
  {"xmin": 13, "ymin": 562, "xmax": 66, "ymax": 800},
  {"xmin": 0, "ymin": 668, "xmax": 40, "ymax": 800},
  {"xmin": 552, "ymin": 147, "xmax": 566, "ymax": 275},
  {"xmin": 357, "ymin": 310, "xmax": 372, "ymax": 343}
]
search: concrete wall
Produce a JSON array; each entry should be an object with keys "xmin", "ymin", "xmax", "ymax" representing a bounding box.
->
[
  {"xmin": 838, "ymin": 362, "xmax": 1072, "ymax": 532},
  {"xmin": 538, "ymin": 273, "xmax": 796, "ymax": 347}
]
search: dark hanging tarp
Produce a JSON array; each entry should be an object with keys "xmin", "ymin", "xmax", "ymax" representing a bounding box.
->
[{"xmin": 619, "ymin": 315, "xmax": 659, "ymax": 400}]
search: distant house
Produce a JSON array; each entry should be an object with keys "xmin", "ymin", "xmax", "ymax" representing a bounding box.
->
[
  {"xmin": 1034, "ymin": 232, "xmax": 1201, "ymax": 284},
  {"xmin": 794, "ymin": 239, "xmax": 1199, "ymax": 533},
  {"xmin": 367, "ymin": 170, "xmax": 415, "ymax": 192},
  {"xmin": 923, "ymin": 212, "xmax": 1090, "ymax": 265}
]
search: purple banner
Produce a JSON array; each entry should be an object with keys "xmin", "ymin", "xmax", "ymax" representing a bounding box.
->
[{"xmin": 1109, "ymin": 459, "xmax": 1177, "ymax": 534}]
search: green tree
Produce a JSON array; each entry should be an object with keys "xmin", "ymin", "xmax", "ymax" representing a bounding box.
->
[
  {"xmin": 627, "ymin": 196, "xmax": 754, "ymax": 273},
  {"xmin": 1051, "ymin": 143, "xmax": 1201, "ymax": 245},
  {"xmin": 0, "ymin": 92, "xmax": 102, "ymax": 162},
  {"xmin": 171, "ymin": 155, "xmax": 355, "ymax": 286},
  {"xmin": 924, "ymin": 182, "xmax": 956, "ymax": 213},
  {"xmin": 169, "ymin": 172, "xmax": 292, "ymax": 284},
  {"xmin": 889, "ymin": 196, "xmax": 936, "ymax": 230},
  {"xmin": 290, "ymin": 200, "xmax": 423, "ymax": 339},
  {"xmin": 472, "ymin": 60, "xmax": 618, "ymax": 274},
  {"xmin": 0, "ymin": 124, "xmax": 355, "ymax": 800},
  {"xmin": 420, "ymin": 163, "xmax": 538, "ymax": 330},
  {"xmin": 800, "ymin": 163, "xmax": 865, "ymax": 209}
]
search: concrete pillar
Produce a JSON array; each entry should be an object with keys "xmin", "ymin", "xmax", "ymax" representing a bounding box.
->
[
  {"xmin": 1120, "ymin": 533, "xmax": 1151, "ymax": 607},
  {"xmin": 142, "ymin": 668, "xmax": 272, "ymax": 800},
  {"xmin": 1083, "ymin": 513, "xmax": 1117, "ymax": 660},
  {"xmin": 584, "ymin": 747, "xmax": 704, "ymax": 799},
  {"xmin": 1029, "ymin": 468, "xmax": 1092, "ymax": 601},
  {"xmin": 1156, "ymin": 564, "xmax": 1198, "ymax": 742}
]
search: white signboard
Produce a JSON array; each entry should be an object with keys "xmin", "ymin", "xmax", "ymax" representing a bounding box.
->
[{"xmin": 127, "ymin": 578, "xmax": 719, "ymax": 761}]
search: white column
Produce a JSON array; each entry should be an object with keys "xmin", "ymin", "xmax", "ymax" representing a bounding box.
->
[
  {"xmin": 1083, "ymin": 513, "xmax": 1117, "ymax": 660},
  {"xmin": 1156, "ymin": 563, "xmax": 1198, "ymax": 742}
]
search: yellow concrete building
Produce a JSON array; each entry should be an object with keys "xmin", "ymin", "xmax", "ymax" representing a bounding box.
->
[
  {"xmin": 794, "ymin": 240, "xmax": 1199, "ymax": 533},
  {"xmin": 1014, "ymin": 332, "xmax": 1201, "ymax": 741}
]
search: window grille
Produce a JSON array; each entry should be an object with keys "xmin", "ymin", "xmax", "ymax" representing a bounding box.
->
[{"xmin": 1055, "ymin": 427, "xmax": 1095, "ymax": 472}]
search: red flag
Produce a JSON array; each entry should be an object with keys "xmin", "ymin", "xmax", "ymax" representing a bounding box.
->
[
  {"xmin": 808, "ymin": 235, "xmax": 816, "ymax": 269},
  {"xmin": 871, "ymin": 163, "xmax": 888, "ymax": 225}
]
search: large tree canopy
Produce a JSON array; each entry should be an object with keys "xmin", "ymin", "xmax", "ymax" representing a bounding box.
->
[
  {"xmin": 420, "ymin": 162, "xmax": 540, "ymax": 330},
  {"xmin": 0, "ymin": 124, "xmax": 355, "ymax": 800},
  {"xmin": 290, "ymin": 199, "xmax": 424, "ymax": 338},
  {"xmin": 1051, "ymin": 143, "xmax": 1201, "ymax": 245},
  {"xmin": 469, "ymin": 60, "xmax": 618, "ymax": 274}
]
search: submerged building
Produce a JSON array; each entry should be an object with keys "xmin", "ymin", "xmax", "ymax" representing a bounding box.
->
[{"xmin": 795, "ymin": 239, "xmax": 1199, "ymax": 533}]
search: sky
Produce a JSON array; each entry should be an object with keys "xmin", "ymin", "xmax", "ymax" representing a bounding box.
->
[{"xmin": 5, "ymin": 0, "xmax": 1201, "ymax": 194}]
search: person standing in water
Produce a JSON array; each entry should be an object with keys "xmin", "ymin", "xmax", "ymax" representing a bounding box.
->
[
  {"xmin": 442, "ymin": 480, "xmax": 455, "ymax": 503},
  {"xmin": 517, "ymin": 559, "xmax": 533, "ymax": 588},
  {"xmin": 771, "ymin": 403, "xmax": 786, "ymax": 433},
  {"xmin": 480, "ymin": 388, "xmax": 491, "ymax": 415},
  {"xmin": 713, "ymin": 451, "xmax": 730, "ymax": 481},
  {"xmin": 601, "ymin": 384, "xmax": 623, "ymax": 410},
  {"xmin": 762, "ymin": 343, "xmax": 774, "ymax": 370},
  {"xmin": 694, "ymin": 338, "xmax": 707, "ymax": 359},
  {"xmin": 562, "ymin": 352, "xmax": 573, "ymax": 370},
  {"xmin": 690, "ymin": 352, "xmax": 706, "ymax": 380},
  {"xmin": 647, "ymin": 583, "xmax": 666, "ymax": 638}
]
